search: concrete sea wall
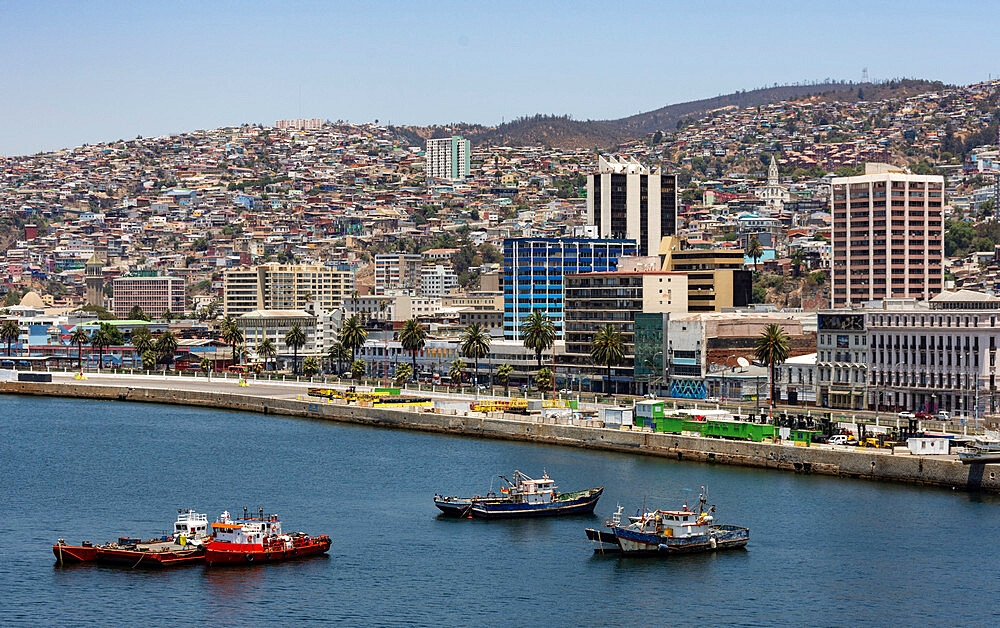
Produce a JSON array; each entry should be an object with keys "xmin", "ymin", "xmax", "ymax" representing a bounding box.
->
[{"xmin": 4, "ymin": 381, "xmax": 1000, "ymax": 493}]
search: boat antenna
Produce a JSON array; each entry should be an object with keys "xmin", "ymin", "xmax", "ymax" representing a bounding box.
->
[{"xmin": 244, "ymin": 506, "xmax": 248, "ymax": 520}]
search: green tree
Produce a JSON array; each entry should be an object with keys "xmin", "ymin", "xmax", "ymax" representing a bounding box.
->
[
  {"xmin": 328, "ymin": 341, "xmax": 350, "ymax": 376},
  {"xmin": 284, "ymin": 325, "xmax": 306, "ymax": 375},
  {"xmin": 339, "ymin": 316, "xmax": 368, "ymax": 361},
  {"xmin": 258, "ymin": 337, "xmax": 277, "ymax": 372},
  {"xmin": 0, "ymin": 319, "xmax": 21, "ymax": 357},
  {"xmin": 590, "ymin": 324, "xmax": 625, "ymax": 396},
  {"xmin": 350, "ymin": 359, "xmax": 366, "ymax": 380},
  {"xmin": 155, "ymin": 330, "xmax": 178, "ymax": 370},
  {"xmin": 521, "ymin": 310, "xmax": 554, "ymax": 369},
  {"xmin": 449, "ymin": 358, "xmax": 465, "ymax": 385},
  {"xmin": 70, "ymin": 326, "xmax": 89, "ymax": 372},
  {"xmin": 496, "ymin": 363, "xmax": 513, "ymax": 395},
  {"xmin": 460, "ymin": 323, "xmax": 491, "ymax": 387},
  {"xmin": 745, "ymin": 235, "xmax": 764, "ymax": 271},
  {"xmin": 200, "ymin": 357, "xmax": 211, "ymax": 373},
  {"xmin": 301, "ymin": 356, "xmax": 319, "ymax": 377},
  {"xmin": 130, "ymin": 326, "xmax": 153, "ymax": 358},
  {"xmin": 534, "ymin": 367, "xmax": 552, "ymax": 392},
  {"xmin": 141, "ymin": 350, "xmax": 157, "ymax": 370},
  {"xmin": 399, "ymin": 319, "xmax": 426, "ymax": 380},
  {"xmin": 90, "ymin": 325, "xmax": 112, "ymax": 368},
  {"xmin": 394, "ymin": 363, "xmax": 413, "ymax": 384},
  {"xmin": 220, "ymin": 316, "xmax": 243, "ymax": 365},
  {"xmin": 127, "ymin": 305, "xmax": 151, "ymax": 321},
  {"xmin": 753, "ymin": 323, "xmax": 791, "ymax": 418}
]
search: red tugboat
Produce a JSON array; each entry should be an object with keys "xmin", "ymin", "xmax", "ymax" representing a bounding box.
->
[
  {"xmin": 53, "ymin": 509, "xmax": 211, "ymax": 568},
  {"xmin": 205, "ymin": 508, "xmax": 331, "ymax": 566}
]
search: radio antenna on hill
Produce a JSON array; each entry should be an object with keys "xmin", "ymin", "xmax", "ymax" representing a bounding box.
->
[{"xmin": 861, "ymin": 67, "xmax": 869, "ymax": 83}]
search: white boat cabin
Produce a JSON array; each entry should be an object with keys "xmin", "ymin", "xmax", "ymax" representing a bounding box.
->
[
  {"xmin": 211, "ymin": 510, "xmax": 284, "ymax": 545},
  {"xmin": 174, "ymin": 509, "xmax": 209, "ymax": 540},
  {"xmin": 508, "ymin": 472, "xmax": 557, "ymax": 504},
  {"xmin": 630, "ymin": 509, "xmax": 713, "ymax": 538}
]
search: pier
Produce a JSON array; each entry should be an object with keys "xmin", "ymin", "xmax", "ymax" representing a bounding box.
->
[{"xmin": 3, "ymin": 372, "xmax": 998, "ymax": 493}]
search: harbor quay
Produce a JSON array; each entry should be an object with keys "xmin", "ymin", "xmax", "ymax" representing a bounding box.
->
[{"xmin": 3, "ymin": 373, "xmax": 999, "ymax": 493}]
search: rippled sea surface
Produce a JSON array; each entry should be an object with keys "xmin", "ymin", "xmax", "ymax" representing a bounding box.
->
[{"xmin": 2, "ymin": 395, "xmax": 998, "ymax": 626}]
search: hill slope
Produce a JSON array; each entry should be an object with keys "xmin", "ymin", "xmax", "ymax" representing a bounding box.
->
[{"xmin": 392, "ymin": 79, "xmax": 946, "ymax": 150}]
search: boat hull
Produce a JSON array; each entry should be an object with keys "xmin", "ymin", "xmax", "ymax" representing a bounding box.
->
[
  {"xmin": 205, "ymin": 537, "xmax": 331, "ymax": 566},
  {"xmin": 433, "ymin": 496, "xmax": 477, "ymax": 517},
  {"xmin": 471, "ymin": 487, "xmax": 603, "ymax": 519},
  {"xmin": 52, "ymin": 544, "xmax": 98, "ymax": 564},
  {"xmin": 93, "ymin": 547, "xmax": 205, "ymax": 568},
  {"xmin": 959, "ymin": 453, "xmax": 1000, "ymax": 464},
  {"xmin": 589, "ymin": 524, "xmax": 750, "ymax": 555}
]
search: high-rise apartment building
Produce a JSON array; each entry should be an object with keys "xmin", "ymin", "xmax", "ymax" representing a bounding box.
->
[
  {"xmin": 112, "ymin": 275, "xmax": 185, "ymax": 319},
  {"xmin": 831, "ymin": 163, "xmax": 944, "ymax": 308},
  {"xmin": 374, "ymin": 254, "xmax": 423, "ymax": 294},
  {"xmin": 420, "ymin": 264, "xmax": 458, "ymax": 297},
  {"xmin": 658, "ymin": 236, "xmax": 752, "ymax": 312},
  {"xmin": 223, "ymin": 264, "xmax": 353, "ymax": 316},
  {"xmin": 502, "ymin": 237, "xmax": 637, "ymax": 340},
  {"xmin": 425, "ymin": 136, "xmax": 471, "ymax": 181},
  {"xmin": 586, "ymin": 155, "xmax": 677, "ymax": 256},
  {"xmin": 275, "ymin": 118, "xmax": 324, "ymax": 130}
]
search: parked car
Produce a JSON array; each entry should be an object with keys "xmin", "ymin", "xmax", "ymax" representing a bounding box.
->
[
  {"xmin": 897, "ymin": 411, "xmax": 916, "ymax": 420},
  {"xmin": 936, "ymin": 411, "xmax": 951, "ymax": 421},
  {"xmin": 828, "ymin": 435, "xmax": 849, "ymax": 446},
  {"xmin": 915, "ymin": 412, "xmax": 932, "ymax": 420},
  {"xmin": 704, "ymin": 397, "xmax": 721, "ymax": 404}
]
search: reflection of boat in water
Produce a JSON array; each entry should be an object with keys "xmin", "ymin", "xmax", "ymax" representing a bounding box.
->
[
  {"xmin": 586, "ymin": 490, "xmax": 749, "ymax": 556},
  {"xmin": 53, "ymin": 509, "xmax": 211, "ymax": 568},
  {"xmin": 959, "ymin": 437, "xmax": 1000, "ymax": 464},
  {"xmin": 434, "ymin": 470, "xmax": 603, "ymax": 519},
  {"xmin": 205, "ymin": 508, "xmax": 331, "ymax": 566}
]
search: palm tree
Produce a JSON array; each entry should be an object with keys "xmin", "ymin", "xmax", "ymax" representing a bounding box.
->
[
  {"xmin": 790, "ymin": 249, "xmax": 806, "ymax": 277},
  {"xmin": 221, "ymin": 316, "xmax": 243, "ymax": 366},
  {"xmin": 130, "ymin": 327, "xmax": 153, "ymax": 367},
  {"xmin": 127, "ymin": 305, "xmax": 150, "ymax": 322},
  {"xmin": 394, "ymin": 363, "xmax": 413, "ymax": 385},
  {"xmin": 496, "ymin": 363, "xmax": 513, "ymax": 395},
  {"xmin": 328, "ymin": 341, "xmax": 350, "ymax": 376},
  {"xmin": 460, "ymin": 323, "xmax": 491, "ymax": 387},
  {"xmin": 378, "ymin": 299, "xmax": 389, "ymax": 328},
  {"xmin": 339, "ymin": 315, "xmax": 368, "ymax": 361},
  {"xmin": 301, "ymin": 356, "xmax": 319, "ymax": 377},
  {"xmin": 155, "ymin": 331, "xmax": 178, "ymax": 371},
  {"xmin": 753, "ymin": 323, "xmax": 791, "ymax": 419},
  {"xmin": 350, "ymin": 359, "xmax": 366, "ymax": 380},
  {"xmin": 534, "ymin": 367, "xmax": 552, "ymax": 392},
  {"xmin": 521, "ymin": 310, "xmax": 555, "ymax": 368},
  {"xmin": 141, "ymin": 350, "xmax": 157, "ymax": 371},
  {"xmin": 200, "ymin": 357, "xmax": 210, "ymax": 373},
  {"xmin": 258, "ymin": 337, "xmax": 277, "ymax": 372},
  {"xmin": 0, "ymin": 319, "xmax": 21, "ymax": 357},
  {"xmin": 449, "ymin": 358, "xmax": 465, "ymax": 386},
  {"xmin": 284, "ymin": 324, "xmax": 306, "ymax": 375},
  {"xmin": 90, "ymin": 326, "xmax": 111, "ymax": 369},
  {"xmin": 590, "ymin": 324, "xmax": 625, "ymax": 396},
  {"xmin": 399, "ymin": 319, "xmax": 426, "ymax": 380},
  {"xmin": 746, "ymin": 234, "xmax": 764, "ymax": 272},
  {"xmin": 69, "ymin": 326, "xmax": 88, "ymax": 373}
]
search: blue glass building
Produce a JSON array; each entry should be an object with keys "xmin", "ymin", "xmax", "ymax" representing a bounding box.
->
[{"xmin": 503, "ymin": 238, "xmax": 637, "ymax": 340}]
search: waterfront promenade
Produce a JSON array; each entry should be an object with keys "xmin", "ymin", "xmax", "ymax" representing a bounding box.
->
[{"xmin": 3, "ymin": 371, "xmax": 999, "ymax": 493}]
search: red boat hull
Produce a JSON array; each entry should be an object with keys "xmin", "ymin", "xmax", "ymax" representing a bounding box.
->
[
  {"xmin": 52, "ymin": 545, "xmax": 98, "ymax": 563},
  {"xmin": 93, "ymin": 547, "xmax": 205, "ymax": 568},
  {"xmin": 205, "ymin": 537, "xmax": 331, "ymax": 566}
]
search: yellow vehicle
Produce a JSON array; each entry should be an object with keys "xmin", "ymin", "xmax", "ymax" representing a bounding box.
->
[{"xmin": 471, "ymin": 399, "xmax": 528, "ymax": 413}]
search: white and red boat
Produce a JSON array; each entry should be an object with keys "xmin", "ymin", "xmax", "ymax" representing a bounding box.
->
[{"xmin": 205, "ymin": 508, "xmax": 331, "ymax": 566}]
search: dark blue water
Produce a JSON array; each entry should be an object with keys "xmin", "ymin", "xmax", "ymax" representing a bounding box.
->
[{"xmin": 2, "ymin": 395, "xmax": 998, "ymax": 626}]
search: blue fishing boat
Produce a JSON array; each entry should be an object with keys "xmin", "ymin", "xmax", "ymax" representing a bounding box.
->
[
  {"xmin": 434, "ymin": 471, "xmax": 603, "ymax": 519},
  {"xmin": 586, "ymin": 490, "xmax": 749, "ymax": 555}
]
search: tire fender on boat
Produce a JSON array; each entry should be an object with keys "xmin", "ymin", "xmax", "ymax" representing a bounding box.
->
[
  {"xmin": 246, "ymin": 553, "xmax": 254, "ymax": 562},
  {"xmin": 710, "ymin": 537, "xmax": 717, "ymax": 549}
]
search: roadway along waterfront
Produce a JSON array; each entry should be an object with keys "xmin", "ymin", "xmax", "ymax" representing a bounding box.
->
[
  {"xmin": 2, "ymin": 372, "xmax": 999, "ymax": 493},
  {"xmin": 3, "ymin": 393, "xmax": 999, "ymax": 625}
]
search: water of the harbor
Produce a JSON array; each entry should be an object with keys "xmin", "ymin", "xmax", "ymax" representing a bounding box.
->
[{"xmin": 2, "ymin": 395, "xmax": 998, "ymax": 627}]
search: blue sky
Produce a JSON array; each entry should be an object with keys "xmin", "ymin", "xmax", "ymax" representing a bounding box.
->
[{"xmin": 1, "ymin": 0, "xmax": 997, "ymax": 156}]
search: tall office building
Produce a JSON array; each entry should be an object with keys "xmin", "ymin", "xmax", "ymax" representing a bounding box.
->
[
  {"xmin": 112, "ymin": 274, "xmax": 185, "ymax": 319},
  {"xmin": 831, "ymin": 163, "xmax": 944, "ymax": 308},
  {"xmin": 425, "ymin": 136, "xmax": 471, "ymax": 181},
  {"xmin": 502, "ymin": 237, "xmax": 637, "ymax": 340},
  {"xmin": 586, "ymin": 155, "xmax": 677, "ymax": 256},
  {"xmin": 658, "ymin": 236, "xmax": 753, "ymax": 312},
  {"xmin": 223, "ymin": 264, "xmax": 353, "ymax": 316}
]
